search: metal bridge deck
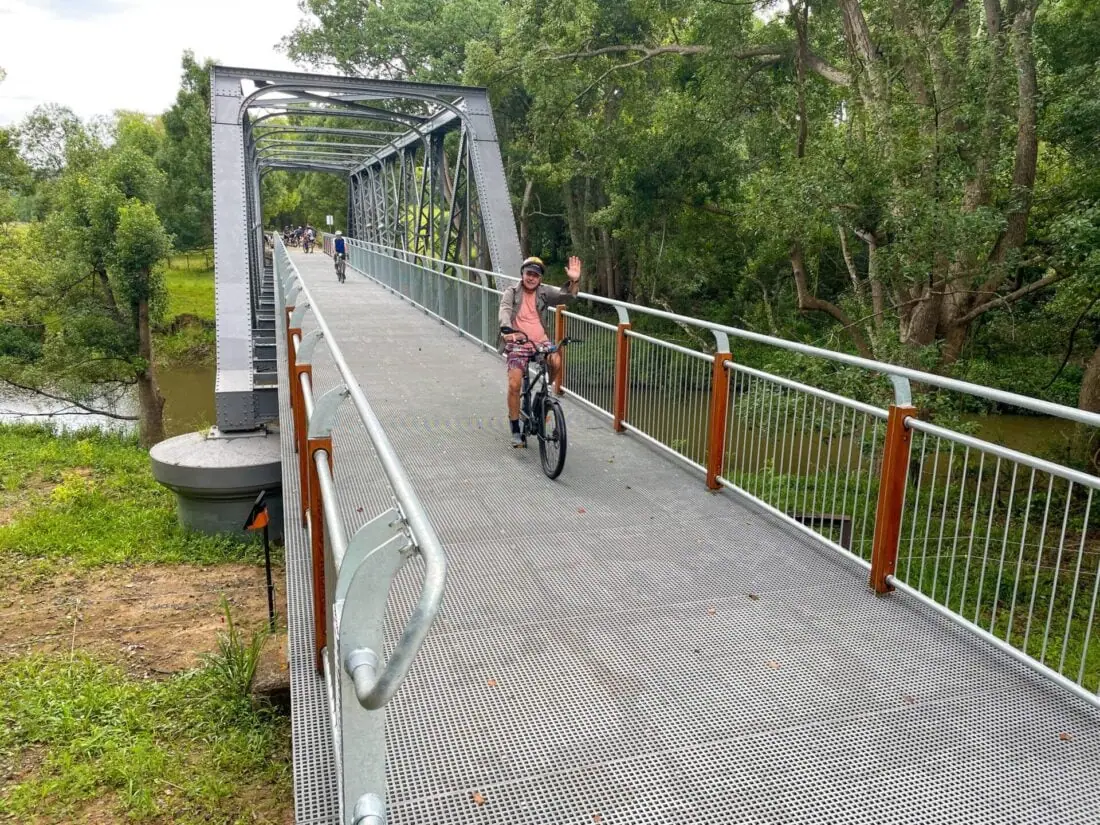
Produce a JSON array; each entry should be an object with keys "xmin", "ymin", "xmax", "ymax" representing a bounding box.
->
[{"xmin": 280, "ymin": 249, "xmax": 1100, "ymax": 824}]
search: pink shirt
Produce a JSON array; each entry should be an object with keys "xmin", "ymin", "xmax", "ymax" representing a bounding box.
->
[{"xmin": 514, "ymin": 288, "xmax": 548, "ymax": 345}]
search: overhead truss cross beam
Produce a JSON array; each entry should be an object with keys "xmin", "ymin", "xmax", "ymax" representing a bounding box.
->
[{"xmin": 210, "ymin": 65, "xmax": 521, "ymax": 433}]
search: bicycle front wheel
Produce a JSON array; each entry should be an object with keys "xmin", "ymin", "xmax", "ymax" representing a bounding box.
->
[{"xmin": 537, "ymin": 397, "xmax": 567, "ymax": 479}]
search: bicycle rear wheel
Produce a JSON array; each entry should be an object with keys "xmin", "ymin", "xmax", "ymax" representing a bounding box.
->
[{"xmin": 537, "ymin": 397, "xmax": 567, "ymax": 479}]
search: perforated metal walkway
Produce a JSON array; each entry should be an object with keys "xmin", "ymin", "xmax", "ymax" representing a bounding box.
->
[{"xmin": 279, "ymin": 249, "xmax": 1100, "ymax": 824}]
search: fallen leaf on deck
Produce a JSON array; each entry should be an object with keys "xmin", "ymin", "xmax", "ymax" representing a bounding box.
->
[
  {"xmin": 487, "ymin": 678, "xmax": 497, "ymax": 687},
  {"xmin": 1059, "ymin": 732, "xmax": 1074, "ymax": 742},
  {"xmin": 747, "ymin": 593, "xmax": 760, "ymax": 601},
  {"xmin": 578, "ymin": 507, "xmax": 586, "ymax": 514},
  {"xmin": 706, "ymin": 607, "xmax": 716, "ymax": 616},
  {"xmin": 766, "ymin": 660, "xmax": 781, "ymax": 670},
  {"xmin": 471, "ymin": 791, "xmax": 486, "ymax": 806}
]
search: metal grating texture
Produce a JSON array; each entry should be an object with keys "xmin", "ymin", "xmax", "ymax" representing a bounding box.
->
[
  {"xmin": 277, "ymin": 271, "xmax": 340, "ymax": 824},
  {"xmin": 287, "ymin": 248, "xmax": 1100, "ymax": 824}
]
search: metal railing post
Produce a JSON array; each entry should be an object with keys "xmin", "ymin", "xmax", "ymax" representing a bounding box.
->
[
  {"xmin": 613, "ymin": 319, "xmax": 632, "ymax": 432},
  {"xmin": 295, "ymin": 363, "xmax": 313, "ymax": 524},
  {"xmin": 479, "ymin": 274, "xmax": 492, "ymax": 349},
  {"xmin": 436, "ymin": 264, "xmax": 445, "ymax": 320},
  {"xmin": 554, "ymin": 306, "xmax": 566, "ymax": 396},
  {"xmin": 706, "ymin": 351, "xmax": 733, "ymax": 490},
  {"xmin": 456, "ymin": 275, "xmax": 465, "ymax": 333},
  {"xmin": 869, "ymin": 404, "xmax": 916, "ymax": 593}
]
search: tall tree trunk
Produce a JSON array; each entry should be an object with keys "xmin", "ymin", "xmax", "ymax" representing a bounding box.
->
[
  {"xmin": 1078, "ymin": 342, "xmax": 1100, "ymax": 473},
  {"xmin": 135, "ymin": 297, "xmax": 165, "ymax": 448},
  {"xmin": 989, "ymin": 1, "xmax": 1040, "ymax": 265},
  {"xmin": 1082, "ymin": 344, "xmax": 1100, "ymax": 414},
  {"xmin": 519, "ymin": 178, "xmax": 533, "ymax": 257}
]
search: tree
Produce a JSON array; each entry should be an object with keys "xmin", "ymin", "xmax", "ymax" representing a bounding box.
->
[
  {"xmin": 0, "ymin": 114, "xmax": 174, "ymax": 447},
  {"xmin": 113, "ymin": 201, "xmax": 172, "ymax": 444},
  {"xmin": 15, "ymin": 103, "xmax": 83, "ymax": 180},
  {"xmin": 158, "ymin": 52, "xmax": 214, "ymax": 251}
]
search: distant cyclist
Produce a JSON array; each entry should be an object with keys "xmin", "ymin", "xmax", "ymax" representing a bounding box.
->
[
  {"xmin": 499, "ymin": 255, "xmax": 581, "ymax": 447},
  {"xmin": 333, "ymin": 231, "xmax": 347, "ymax": 282}
]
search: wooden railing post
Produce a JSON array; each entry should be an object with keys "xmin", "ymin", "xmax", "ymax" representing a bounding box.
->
[
  {"xmin": 706, "ymin": 352, "xmax": 733, "ymax": 489},
  {"xmin": 613, "ymin": 322, "xmax": 632, "ymax": 432},
  {"xmin": 306, "ymin": 435, "xmax": 332, "ymax": 672},
  {"xmin": 554, "ymin": 306, "xmax": 566, "ymax": 396},
  {"xmin": 869, "ymin": 404, "xmax": 916, "ymax": 593}
]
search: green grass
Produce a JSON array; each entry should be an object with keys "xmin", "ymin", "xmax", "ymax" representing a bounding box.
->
[
  {"xmin": 163, "ymin": 252, "xmax": 215, "ymax": 321},
  {"xmin": 157, "ymin": 252, "xmax": 216, "ymax": 371},
  {"xmin": 0, "ymin": 423, "xmax": 290, "ymax": 822},
  {"xmin": 0, "ymin": 653, "xmax": 289, "ymax": 823},
  {"xmin": 155, "ymin": 322, "xmax": 215, "ymax": 370},
  {"xmin": 0, "ymin": 424, "xmax": 266, "ymax": 570}
]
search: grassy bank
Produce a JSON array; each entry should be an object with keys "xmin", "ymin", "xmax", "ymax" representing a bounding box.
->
[
  {"xmin": 157, "ymin": 251, "xmax": 215, "ymax": 370},
  {"xmin": 0, "ymin": 424, "xmax": 291, "ymax": 823},
  {"xmin": 0, "ymin": 424, "xmax": 260, "ymax": 573}
]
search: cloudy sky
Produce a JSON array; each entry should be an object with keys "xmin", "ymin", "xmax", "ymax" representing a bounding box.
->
[{"xmin": 0, "ymin": 0, "xmax": 305, "ymax": 125}]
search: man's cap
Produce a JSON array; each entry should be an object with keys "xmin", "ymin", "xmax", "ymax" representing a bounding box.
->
[{"xmin": 521, "ymin": 256, "xmax": 545, "ymax": 276}]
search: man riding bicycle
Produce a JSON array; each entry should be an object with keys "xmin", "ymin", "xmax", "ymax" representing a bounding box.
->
[
  {"xmin": 333, "ymin": 231, "xmax": 347, "ymax": 282},
  {"xmin": 499, "ymin": 255, "xmax": 581, "ymax": 447}
]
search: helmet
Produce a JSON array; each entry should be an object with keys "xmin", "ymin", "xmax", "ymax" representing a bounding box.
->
[
  {"xmin": 520, "ymin": 256, "xmax": 545, "ymax": 276},
  {"xmin": 335, "ymin": 230, "xmax": 342, "ymax": 236}
]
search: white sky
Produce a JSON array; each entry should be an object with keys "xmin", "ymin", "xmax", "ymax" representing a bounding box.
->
[{"xmin": 0, "ymin": 0, "xmax": 305, "ymax": 126}]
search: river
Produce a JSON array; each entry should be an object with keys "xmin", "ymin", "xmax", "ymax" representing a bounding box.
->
[
  {"xmin": 0, "ymin": 366, "xmax": 1080, "ymax": 464},
  {"xmin": 0, "ymin": 365, "xmax": 216, "ymax": 438}
]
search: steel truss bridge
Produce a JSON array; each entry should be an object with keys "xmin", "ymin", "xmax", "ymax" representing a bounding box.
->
[{"xmin": 210, "ymin": 67, "xmax": 1100, "ymax": 824}]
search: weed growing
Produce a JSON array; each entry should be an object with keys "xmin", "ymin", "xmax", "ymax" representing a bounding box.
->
[{"xmin": 203, "ymin": 597, "xmax": 271, "ymax": 699}]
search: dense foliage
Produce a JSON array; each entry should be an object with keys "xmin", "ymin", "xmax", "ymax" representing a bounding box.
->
[
  {"xmin": 0, "ymin": 57, "xmax": 211, "ymax": 445},
  {"xmin": 281, "ymin": 0, "xmax": 1100, "ymax": 418}
]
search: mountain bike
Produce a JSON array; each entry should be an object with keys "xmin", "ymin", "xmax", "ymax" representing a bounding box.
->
[{"xmin": 501, "ymin": 327, "xmax": 581, "ymax": 479}]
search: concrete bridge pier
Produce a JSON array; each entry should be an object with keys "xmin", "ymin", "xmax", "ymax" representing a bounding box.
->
[{"xmin": 150, "ymin": 426, "xmax": 283, "ymax": 542}]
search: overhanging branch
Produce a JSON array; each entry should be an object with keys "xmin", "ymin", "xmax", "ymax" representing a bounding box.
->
[
  {"xmin": 954, "ymin": 270, "xmax": 1069, "ymax": 326},
  {"xmin": 0, "ymin": 377, "xmax": 139, "ymax": 421}
]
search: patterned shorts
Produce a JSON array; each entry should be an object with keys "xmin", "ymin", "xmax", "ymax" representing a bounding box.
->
[{"xmin": 504, "ymin": 341, "xmax": 537, "ymax": 372}]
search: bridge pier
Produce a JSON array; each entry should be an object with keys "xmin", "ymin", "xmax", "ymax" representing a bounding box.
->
[{"xmin": 150, "ymin": 427, "xmax": 283, "ymax": 542}]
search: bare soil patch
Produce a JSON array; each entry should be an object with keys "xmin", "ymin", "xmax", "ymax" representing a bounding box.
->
[{"xmin": 0, "ymin": 563, "xmax": 286, "ymax": 677}]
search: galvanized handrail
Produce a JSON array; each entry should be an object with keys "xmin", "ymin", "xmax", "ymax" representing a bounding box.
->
[
  {"xmin": 339, "ymin": 237, "xmax": 1100, "ymax": 707},
  {"xmin": 278, "ymin": 236, "xmax": 448, "ymax": 708},
  {"xmin": 346, "ymin": 238, "xmax": 1100, "ymax": 428}
]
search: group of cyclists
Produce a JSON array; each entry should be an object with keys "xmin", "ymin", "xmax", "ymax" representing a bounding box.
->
[{"xmin": 282, "ymin": 224, "xmax": 318, "ymax": 253}]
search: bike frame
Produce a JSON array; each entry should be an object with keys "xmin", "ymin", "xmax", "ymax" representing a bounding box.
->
[{"xmin": 520, "ymin": 355, "xmax": 552, "ymax": 435}]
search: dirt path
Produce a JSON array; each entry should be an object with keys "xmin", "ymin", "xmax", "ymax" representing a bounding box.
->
[{"xmin": 0, "ymin": 562, "xmax": 287, "ymax": 677}]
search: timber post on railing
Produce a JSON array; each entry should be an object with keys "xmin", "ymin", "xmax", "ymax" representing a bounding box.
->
[
  {"xmin": 706, "ymin": 331, "xmax": 733, "ymax": 490},
  {"xmin": 869, "ymin": 402, "xmax": 916, "ymax": 594},
  {"xmin": 306, "ymin": 385, "xmax": 347, "ymax": 673},
  {"xmin": 294, "ymin": 330, "xmax": 324, "ymax": 526},
  {"xmin": 554, "ymin": 306, "xmax": 566, "ymax": 395},
  {"xmin": 612, "ymin": 306, "xmax": 632, "ymax": 432}
]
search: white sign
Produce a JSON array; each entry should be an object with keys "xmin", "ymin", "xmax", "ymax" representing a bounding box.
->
[{"xmin": 326, "ymin": 215, "xmax": 334, "ymax": 226}]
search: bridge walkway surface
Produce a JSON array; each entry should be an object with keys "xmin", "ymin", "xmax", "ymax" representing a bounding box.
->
[{"xmin": 279, "ymin": 248, "xmax": 1100, "ymax": 824}]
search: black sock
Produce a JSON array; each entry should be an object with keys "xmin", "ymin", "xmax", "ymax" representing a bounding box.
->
[{"xmin": 510, "ymin": 419, "xmax": 520, "ymax": 434}]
